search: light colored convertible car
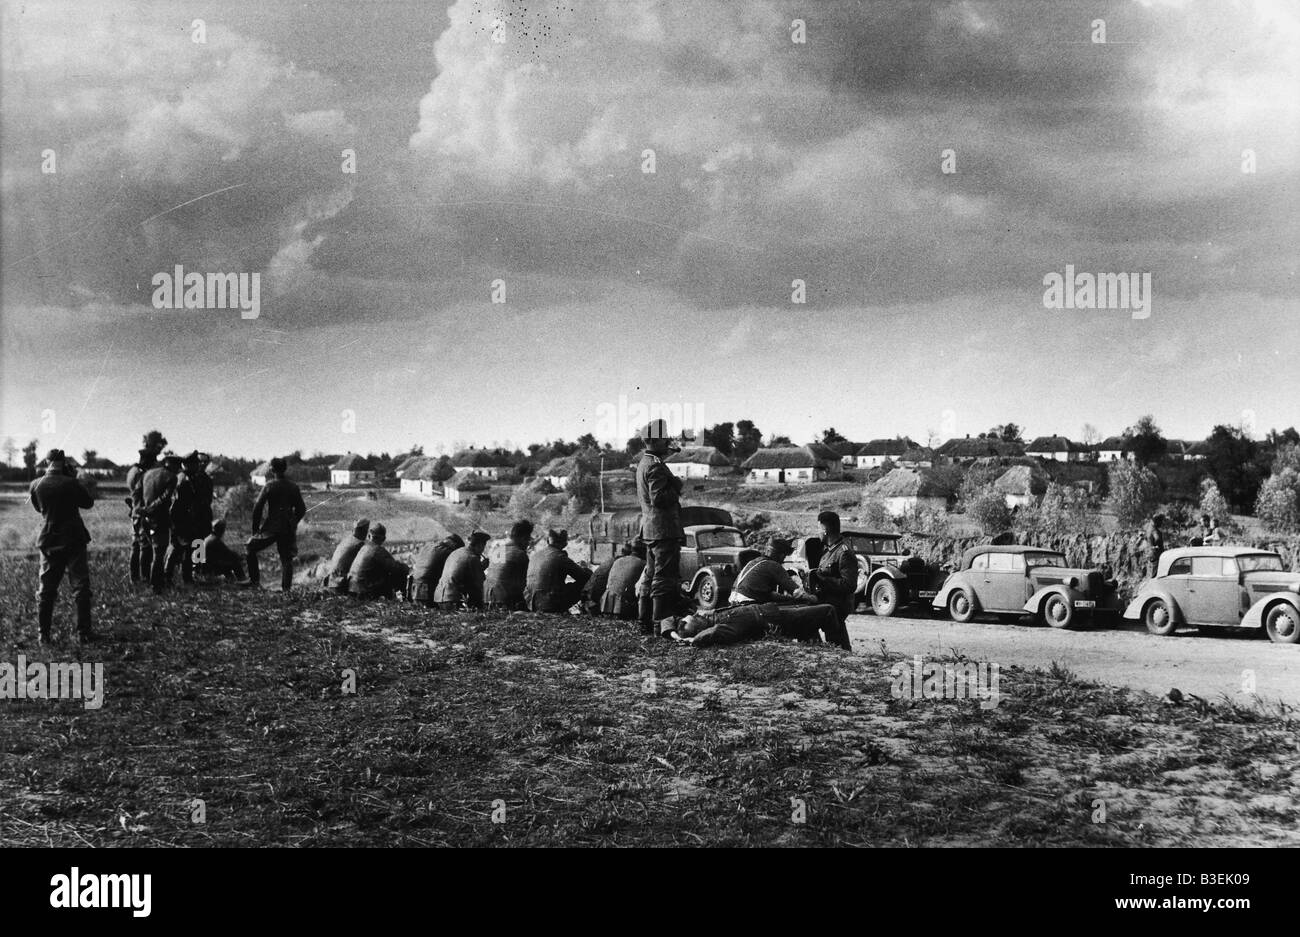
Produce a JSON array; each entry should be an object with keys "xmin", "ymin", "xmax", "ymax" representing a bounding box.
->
[{"xmin": 1123, "ymin": 546, "xmax": 1300, "ymax": 644}]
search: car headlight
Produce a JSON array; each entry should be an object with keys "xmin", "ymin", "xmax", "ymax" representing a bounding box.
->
[
  {"xmin": 1066, "ymin": 576, "xmax": 1078, "ymax": 588},
  {"xmin": 1291, "ymin": 583, "xmax": 1300, "ymax": 594}
]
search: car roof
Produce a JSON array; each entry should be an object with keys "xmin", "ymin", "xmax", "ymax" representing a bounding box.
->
[
  {"xmin": 841, "ymin": 530, "xmax": 901, "ymax": 540},
  {"xmin": 684, "ymin": 525, "xmax": 739, "ymax": 534},
  {"xmin": 1158, "ymin": 545, "xmax": 1280, "ymax": 575},
  {"xmin": 959, "ymin": 544, "xmax": 1066, "ymax": 568}
]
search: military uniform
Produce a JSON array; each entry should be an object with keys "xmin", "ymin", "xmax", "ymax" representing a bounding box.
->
[
  {"xmin": 124, "ymin": 458, "xmax": 153, "ymax": 582},
  {"xmin": 484, "ymin": 543, "xmax": 530, "ymax": 610},
  {"xmin": 636, "ymin": 449, "xmax": 684, "ymax": 633},
  {"xmin": 684, "ymin": 602, "xmax": 850, "ymax": 650},
  {"xmin": 30, "ymin": 465, "xmax": 95, "ymax": 641},
  {"xmin": 524, "ymin": 545, "xmax": 591, "ymax": 613},
  {"xmin": 582, "ymin": 555, "xmax": 617, "ymax": 614},
  {"xmin": 246, "ymin": 475, "xmax": 306, "ymax": 591},
  {"xmin": 325, "ymin": 533, "xmax": 368, "ymax": 594},
  {"xmin": 348, "ymin": 543, "xmax": 410, "ymax": 599},
  {"xmin": 434, "ymin": 546, "xmax": 487, "ymax": 609},
  {"xmin": 730, "ymin": 557, "xmax": 803, "ymax": 605},
  {"xmin": 811, "ymin": 535, "xmax": 859, "ymax": 625},
  {"xmin": 600, "ymin": 554, "xmax": 645, "ymax": 619},
  {"xmin": 140, "ymin": 464, "xmax": 178, "ymax": 592},
  {"xmin": 198, "ymin": 530, "xmax": 245, "ymax": 581},
  {"xmin": 411, "ymin": 537, "xmax": 462, "ymax": 606},
  {"xmin": 164, "ymin": 468, "xmax": 202, "ymax": 584},
  {"xmin": 1145, "ymin": 523, "xmax": 1165, "ymax": 578}
]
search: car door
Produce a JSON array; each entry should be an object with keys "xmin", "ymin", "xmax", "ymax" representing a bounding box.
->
[
  {"xmin": 980, "ymin": 552, "xmax": 1024, "ymax": 611},
  {"xmin": 1161, "ymin": 556, "xmax": 1193, "ymax": 615},
  {"xmin": 679, "ymin": 532, "xmax": 700, "ymax": 582},
  {"xmin": 1185, "ymin": 556, "xmax": 1242, "ymax": 626}
]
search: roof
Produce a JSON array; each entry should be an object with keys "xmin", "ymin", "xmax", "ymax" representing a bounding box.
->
[
  {"xmin": 806, "ymin": 442, "xmax": 843, "ymax": 464},
  {"xmin": 827, "ymin": 440, "xmax": 861, "ymax": 457},
  {"xmin": 864, "ymin": 468, "xmax": 955, "ymax": 498},
  {"xmin": 1096, "ymin": 435, "xmax": 1130, "ymax": 451},
  {"xmin": 252, "ymin": 461, "xmax": 271, "ymax": 476},
  {"xmin": 1025, "ymin": 435, "xmax": 1080, "ymax": 453},
  {"xmin": 960, "ymin": 544, "xmax": 1068, "ymax": 568},
  {"xmin": 451, "ymin": 449, "xmax": 511, "ymax": 467},
  {"xmin": 1186, "ymin": 440, "xmax": 1211, "ymax": 456},
  {"xmin": 899, "ymin": 447, "xmax": 934, "ymax": 462},
  {"xmin": 444, "ymin": 469, "xmax": 488, "ymax": 491},
  {"xmin": 538, "ymin": 455, "xmax": 589, "ymax": 477},
  {"xmin": 936, "ymin": 437, "xmax": 1025, "ymax": 459},
  {"xmin": 742, "ymin": 446, "xmax": 819, "ymax": 470},
  {"xmin": 398, "ymin": 457, "xmax": 439, "ymax": 480},
  {"xmin": 666, "ymin": 446, "xmax": 731, "ymax": 467},
  {"xmin": 856, "ymin": 437, "xmax": 913, "ymax": 457},
  {"xmin": 332, "ymin": 453, "xmax": 375, "ymax": 471},
  {"xmin": 993, "ymin": 465, "xmax": 1049, "ymax": 496}
]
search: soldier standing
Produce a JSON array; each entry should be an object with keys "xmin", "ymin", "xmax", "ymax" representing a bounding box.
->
[
  {"xmin": 635, "ymin": 419, "xmax": 684, "ymax": 636},
  {"xmin": 124, "ymin": 448, "xmax": 156, "ymax": 583},
  {"xmin": 140, "ymin": 453, "xmax": 182, "ymax": 594},
  {"xmin": 809, "ymin": 510, "xmax": 859, "ymax": 627},
  {"xmin": 245, "ymin": 457, "xmax": 306, "ymax": 592},
  {"xmin": 164, "ymin": 451, "xmax": 205, "ymax": 585},
  {"xmin": 30, "ymin": 449, "xmax": 97, "ymax": 644},
  {"xmin": 1145, "ymin": 514, "xmax": 1165, "ymax": 578}
]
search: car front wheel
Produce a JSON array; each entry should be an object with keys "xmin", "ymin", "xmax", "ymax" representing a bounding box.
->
[
  {"xmin": 871, "ymin": 579, "xmax": 899, "ymax": 617},
  {"xmin": 1144, "ymin": 598, "xmax": 1176, "ymax": 636},
  {"xmin": 1264, "ymin": 602, "xmax": 1300, "ymax": 644},
  {"xmin": 695, "ymin": 570, "xmax": 720, "ymax": 611},
  {"xmin": 948, "ymin": 590, "xmax": 975, "ymax": 623},
  {"xmin": 1042, "ymin": 594, "xmax": 1075, "ymax": 629}
]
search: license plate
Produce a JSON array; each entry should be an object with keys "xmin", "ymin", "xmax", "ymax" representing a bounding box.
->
[
  {"xmin": 919, "ymin": 590, "xmax": 938, "ymax": 598},
  {"xmin": 1074, "ymin": 600, "xmax": 1096, "ymax": 608}
]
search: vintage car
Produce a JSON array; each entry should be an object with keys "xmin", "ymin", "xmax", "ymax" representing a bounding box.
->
[
  {"xmin": 1123, "ymin": 546, "xmax": 1300, "ymax": 643},
  {"xmin": 784, "ymin": 530, "xmax": 946, "ymax": 616},
  {"xmin": 931, "ymin": 545, "xmax": 1121, "ymax": 628},
  {"xmin": 582, "ymin": 506, "xmax": 760, "ymax": 610}
]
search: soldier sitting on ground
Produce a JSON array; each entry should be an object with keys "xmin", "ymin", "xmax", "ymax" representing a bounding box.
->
[
  {"xmin": 411, "ymin": 533, "xmax": 465, "ymax": 606},
  {"xmin": 434, "ymin": 531, "xmax": 491, "ymax": 610},
  {"xmin": 583, "ymin": 542, "xmax": 626, "ymax": 614},
  {"xmin": 665, "ymin": 601, "xmax": 852, "ymax": 650},
  {"xmin": 348, "ymin": 523, "xmax": 410, "ymax": 600},
  {"xmin": 728, "ymin": 537, "xmax": 815, "ymax": 606},
  {"xmin": 197, "ymin": 519, "xmax": 246, "ymax": 581},
  {"xmin": 325, "ymin": 518, "xmax": 370, "ymax": 594},
  {"xmin": 485, "ymin": 520, "xmax": 533, "ymax": 610},
  {"xmin": 600, "ymin": 541, "xmax": 646, "ymax": 620},
  {"xmin": 524, "ymin": 529, "xmax": 592, "ymax": 614}
]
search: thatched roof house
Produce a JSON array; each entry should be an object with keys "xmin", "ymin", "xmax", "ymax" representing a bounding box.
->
[
  {"xmin": 863, "ymin": 468, "xmax": 955, "ymax": 516},
  {"xmin": 1025, "ymin": 435, "xmax": 1083, "ymax": 462},
  {"xmin": 741, "ymin": 446, "xmax": 827, "ymax": 485},
  {"xmin": 331, "ymin": 452, "xmax": 376, "ymax": 485},
  {"xmin": 450, "ymin": 448, "xmax": 512, "ymax": 479},
  {"xmin": 443, "ymin": 469, "xmax": 489, "ymax": 504},
  {"xmin": 853, "ymin": 437, "xmax": 916, "ymax": 468},
  {"xmin": 665, "ymin": 446, "xmax": 732, "ymax": 479},
  {"xmin": 935, "ymin": 436, "xmax": 1025, "ymax": 463},
  {"xmin": 994, "ymin": 465, "xmax": 1050, "ymax": 507}
]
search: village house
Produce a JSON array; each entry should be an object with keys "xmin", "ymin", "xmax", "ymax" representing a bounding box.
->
[
  {"xmin": 443, "ymin": 469, "xmax": 489, "ymax": 504},
  {"xmin": 935, "ymin": 436, "xmax": 1025, "ymax": 464},
  {"xmin": 330, "ymin": 453, "xmax": 377, "ymax": 487},
  {"xmin": 854, "ymin": 437, "xmax": 914, "ymax": 469},
  {"xmin": 863, "ymin": 468, "xmax": 955, "ymax": 516},
  {"xmin": 1025, "ymin": 435, "xmax": 1083, "ymax": 463},
  {"xmin": 827, "ymin": 441, "xmax": 863, "ymax": 470},
  {"xmin": 898, "ymin": 447, "xmax": 935, "ymax": 469},
  {"xmin": 741, "ymin": 446, "xmax": 826, "ymax": 485},
  {"xmin": 1094, "ymin": 435, "xmax": 1131, "ymax": 462},
  {"xmin": 397, "ymin": 457, "xmax": 442, "ymax": 497},
  {"xmin": 536, "ymin": 455, "xmax": 591, "ymax": 491},
  {"xmin": 665, "ymin": 446, "xmax": 732, "ymax": 479},
  {"xmin": 806, "ymin": 443, "xmax": 846, "ymax": 480},
  {"xmin": 994, "ymin": 464, "xmax": 1049, "ymax": 509},
  {"xmin": 451, "ymin": 448, "xmax": 512, "ymax": 480}
]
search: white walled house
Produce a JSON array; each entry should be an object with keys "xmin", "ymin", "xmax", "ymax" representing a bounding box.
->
[
  {"xmin": 1094, "ymin": 436, "xmax": 1131, "ymax": 462},
  {"xmin": 443, "ymin": 469, "xmax": 489, "ymax": 504},
  {"xmin": 854, "ymin": 438, "xmax": 914, "ymax": 469},
  {"xmin": 451, "ymin": 448, "xmax": 512, "ymax": 481},
  {"xmin": 330, "ymin": 453, "xmax": 376, "ymax": 486},
  {"xmin": 665, "ymin": 446, "xmax": 732, "ymax": 479},
  {"xmin": 863, "ymin": 468, "xmax": 955, "ymax": 516},
  {"xmin": 994, "ymin": 465, "xmax": 1049, "ymax": 509},
  {"xmin": 741, "ymin": 447, "xmax": 824, "ymax": 485},
  {"xmin": 1025, "ymin": 436, "xmax": 1082, "ymax": 463}
]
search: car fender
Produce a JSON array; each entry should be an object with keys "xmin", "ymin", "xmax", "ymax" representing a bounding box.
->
[
  {"xmin": 1242, "ymin": 593, "xmax": 1300, "ymax": 630},
  {"xmin": 932, "ymin": 574, "xmax": 977, "ymax": 611},
  {"xmin": 1122, "ymin": 585, "xmax": 1185, "ymax": 624},
  {"xmin": 1023, "ymin": 584, "xmax": 1080, "ymax": 615}
]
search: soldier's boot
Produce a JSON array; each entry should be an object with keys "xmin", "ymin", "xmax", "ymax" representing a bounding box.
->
[
  {"xmin": 129, "ymin": 543, "xmax": 142, "ymax": 582},
  {"xmin": 244, "ymin": 552, "xmax": 261, "ymax": 588},
  {"xmin": 75, "ymin": 595, "xmax": 96, "ymax": 643},
  {"xmin": 280, "ymin": 558, "xmax": 293, "ymax": 593},
  {"xmin": 638, "ymin": 596, "xmax": 654, "ymax": 635},
  {"xmin": 139, "ymin": 542, "xmax": 153, "ymax": 583},
  {"xmin": 37, "ymin": 599, "xmax": 54, "ymax": 645},
  {"xmin": 652, "ymin": 595, "xmax": 676, "ymax": 637},
  {"xmin": 181, "ymin": 551, "xmax": 195, "ymax": 585},
  {"xmin": 164, "ymin": 547, "xmax": 183, "ymax": 585}
]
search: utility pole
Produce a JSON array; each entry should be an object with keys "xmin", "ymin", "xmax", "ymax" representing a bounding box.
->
[{"xmin": 599, "ymin": 455, "xmax": 606, "ymax": 513}]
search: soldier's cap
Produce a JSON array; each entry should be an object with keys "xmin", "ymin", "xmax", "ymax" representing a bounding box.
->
[
  {"xmin": 765, "ymin": 537, "xmax": 794, "ymax": 557},
  {"xmin": 212, "ymin": 519, "xmax": 227, "ymax": 535},
  {"xmin": 816, "ymin": 510, "xmax": 841, "ymax": 528},
  {"xmin": 547, "ymin": 528, "xmax": 569, "ymax": 547},
  {"xmin": 446, "ymin": 533, "xmax": 466, "ymax": 548},
  {"xmin": 352, "ymin": 517, "xmax": 371, "ymax": 537},
  {"xmin": 269, "ymin": 456, "xmax": 288, "ymax": 474},
  {"xmin": 369, "ymin": 522, "xmax": 387, "ymax": 540},
  {"xmin": 468, "ymin": 530, "xmax": 491, "ymax": 545},
  {"xmin": 183, "ymin": 450, "xmax": 201, "ymax": 465},
  {"xmin": 162, "ymin": 452, "xmax": 183, "ymax": 467},
  {"xmin": 639, "ymin": 419, "xmax": 681, "ymax": 452},
  {"xmin": 45, "ymin": 448, "xmax": 66, "ymax": 463}
]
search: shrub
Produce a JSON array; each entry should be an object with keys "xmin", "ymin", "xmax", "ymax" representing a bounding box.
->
[
  {"xmin": 965, "ymin": 485, "xmax": 1012, "ymax": 535},
  {"xmin": 1255, "ymin": 469, "xmax": 1300, "ymax": 533},
  {"xmin": 857, "ymin": 496, "xmax": 895, "ymax": 530},
  {"xmin": 1108, "ymin": 461, "xmax": 1161, "ymax": 529},
  {"xmin": 1198, "ymin": 477, "xmax": 1233, "ymax": 528},
  {"xmin": 1018, "ymin": 483, "xmax": 1091, "ymax": 536},
  {"xmin": 506, "ymin": 484, "xmax": 545, "ymax": 522},
  {"xmin": 901, "ymin": 506, "xmax": 951, "ymax": 537},
  {"xmin": 215, "ymin": 482, "xmax": 257, "ymax": 523}
]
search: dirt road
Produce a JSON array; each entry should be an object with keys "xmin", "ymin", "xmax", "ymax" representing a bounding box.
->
[{"xmin": 848, "ymin": 610, "xmax": 1300, "ymax": 706}]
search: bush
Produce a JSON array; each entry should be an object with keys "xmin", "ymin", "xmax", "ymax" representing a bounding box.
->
[
  {"xmin": 965, "ymin": 485, "xmax": 1012, "ymax": 535},
  {"xmin": 1108, "ymin": 461, "xmax": 1161, "ymax": 529},
  {"xmin": 900, "ymin": 506, "xmax": 951, "ymax": 537},
  {"xmin": 1198, "ymin": 477, "xmax": 1233, "ymax": 528},
  {"xmin": 1018, "ymin": 483, "xmax": 1092, "ymax": 536},
  {"xmin": 506, "ymin": 485, "xmax": 545, "ymax": 522},
  {"xmin": 857, "ymin": 496, "xmax": 895, "ymax": 530},
  {"xmin": 215, "ymin": 483, "xmax": 257, "ymax": 523},
  {"xmin": 1256, "ymin": 469, "xmax": 1300, "ymax": 533}
]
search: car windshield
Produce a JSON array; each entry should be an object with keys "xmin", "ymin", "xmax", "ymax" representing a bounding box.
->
[
  {"xmin": 846, "ymin": 535, "xmax": 899, "ymax": 555},
  {"xmin": 1026, "ymin": 553, "xmax": 1067, "ymax": 569},
  {"xmin": 696, "ymin": 529, "xmax": 745, "ymax": 549},
  {"xmin": 1237, "ymin": 554, "xmax": 1285, "ymax": 573}
]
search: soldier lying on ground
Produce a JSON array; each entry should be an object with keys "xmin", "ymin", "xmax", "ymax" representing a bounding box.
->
[
  {"xmin": 349, "ymin": 522, "xmax": 410, "ymax": 600},
  {"xmin": 325, "ymin": 518, "xmax": 370, "ymax": 593},
  {"xmin": 435, "ymin": 531, "xmax": 491, "ymax": 610},
  {"xmin": 665, "ymin": 601, "xmax": 853, "ymax": 650},
  {"xmin": 485, "ymin": 520, "xmax": 533, "ymax": 610},
  {"xmin": 600, "ymin": 541, "xmax": 646, "ymax": 619},
  {"xmin": 197, "ymin": 519, "xmax": 246, "ymax": 581},
  {"xmin": 525, "ymin": 528, "xmax": 591, "ymax": 613},
  {"xmin": 411, "ymin": 533, "xmax": 465, "ymax": 606}
]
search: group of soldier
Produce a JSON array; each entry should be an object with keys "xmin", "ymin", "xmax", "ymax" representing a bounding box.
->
[{"xmin": 29, "ymin": 420, "xmax": 857, "ymax": 652}]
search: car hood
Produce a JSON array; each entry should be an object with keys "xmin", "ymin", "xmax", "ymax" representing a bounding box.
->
[
  {"xmin": 1029, "ymin": 566, "xmax": 1104, "ymax": 584},
  {"xmin": 1243, "ymin": 571, "xmax": 1300, "ymax": 590}
]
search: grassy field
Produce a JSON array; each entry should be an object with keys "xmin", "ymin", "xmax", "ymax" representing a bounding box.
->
[{"xmin": 2, "ymin": 552, "xmax": 1298, "ymax": 844}]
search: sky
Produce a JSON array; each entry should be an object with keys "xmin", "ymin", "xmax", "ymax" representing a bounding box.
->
[{"xmin": 1, "ymin": 0, "xmax": 1297, "ymax": 465}]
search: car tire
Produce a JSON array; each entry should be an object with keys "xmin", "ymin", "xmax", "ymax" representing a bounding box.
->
[
  {"xmin": 1041, "ymin": 594, "xmax": 1075, "ymax": 629},
  {"xmin": 695, "ymin": 570, "xmax": 720, "ymax": 611},
  {"xmin": 948, "ymin": 589, "xmax": 975, "ymax": 623},
  {"xmin": 871, "ymin": 579, "xmax": 899, "ymax": 617},
  {"xmin": 1144, "ymin": 598, "xmax": 1176, "ymax": 636},
  {"xmin": 1264, "ymin": 602, "xmax": 1300, "ymax": 644}
]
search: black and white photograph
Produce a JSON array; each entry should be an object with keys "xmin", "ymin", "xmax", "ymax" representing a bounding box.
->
[{"xmin": 0, "ymin": 0, "xmax": 1295, "ymax": 908}]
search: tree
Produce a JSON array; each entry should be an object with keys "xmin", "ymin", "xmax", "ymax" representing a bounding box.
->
[
  {"xmin": 820, "ymin": 427, "xmax": 848, "ymax": 445},
  {"xmin": 142, "ymin": 429, "xmax": 168, "ymax": 456},
  {"xmin": 1126, "ymin": 415, "xmax": 1167, "ymax": 467},
  {"xmin": 1080, "ymin": 423, "xmax": 1101, "ymax": 447},
  {"xmin": 1256, "ymin": 470, "xmax": 1300, "ymax": 533},
  {"xmin": 576, "ymin": 432, "xmax": 598, "ymax": 450},
  {"xmin": 734, "ymin": 420, "xmax": 763, "ymax": 460},
  {"xmin": 1198, "ymin": 478, "xmax": 1232, "ymax": 528},
  {"xmin": 1109, "ymin": 460, "xmax": 1162, "ymax": 528},
  {"xmin": 22, "ymin": 440, "xmax": 37, "ymax": 479},
  {"xmin": 702, "ymin": 422, "xmax": 735, "ymax": 456},
  {"xmin": 1, "ymin": 437, "xmax": 16, "ymax": 468},
  {"xmin": 626, "ymin": 436, "xmax": 645, "ymax": 456},
  {"xmin": 1203, "ymin": 424, "xmax": 1267, "ymax": 513},
  {"xmin": 966, "ymin": 485, "xmax": 1012, "ymax": 535},
  {"xmin": 565, "ymin": 470, "xmax": 601, "ymax": 513},
  {"xmin": 81, "ymin": 449, "xmax": 98, "ymax": 466},
  {"xmin": 989, "ymin": 423, "xmax": 1023, "ymax": 444},
  {"xmin": 768, "ymin": 434, "xmax": 792, "ymax": 447}
]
